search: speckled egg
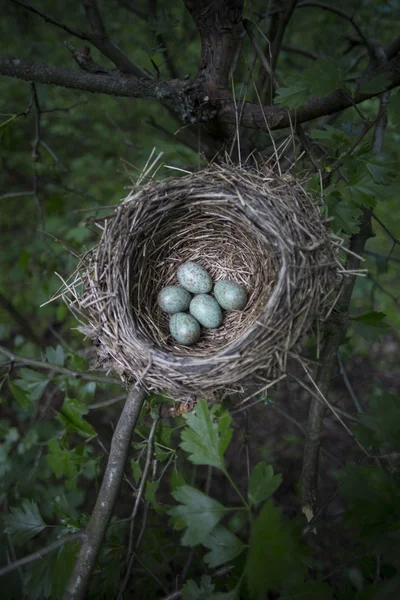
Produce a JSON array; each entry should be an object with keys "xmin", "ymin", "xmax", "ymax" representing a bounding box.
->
[
  {"xmin": 158, "ymin": 285, "xmax": 191, "ymax": 314},
  {"xmin": 169, "ymin": 313, "xmax": 201, "ymax": 346},
  {"xmin": 214, "ymin": 280, "xmax": 248, "ymax": 311},
  {"xmin": 190, "ymin": 294, "xmax": 223, "ymax": 329},
  {"xmin": 177, "ymin": 262, "xmax": 213, "ymax": 294}
]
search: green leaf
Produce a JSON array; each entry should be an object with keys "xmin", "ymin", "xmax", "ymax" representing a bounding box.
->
[
  {"xmin": 328, "ymin": 199, "xmax": 363, "ymax": 235},
  {"xmin": 302, "ymin": 58, "xmax": 345, "ymax": 98},
  {"xmin": 246, "ymin": 501, "xmax": 306, "ymax": 598},
  {"xmin": 57, "ymin": 397, "xmax": 96, "ymax": 438},
  {"xmin": 274, "ymin": 78, "xmax": 309, "ymax": 109},
  {"xmin": 180, "ymin": 400, "xmax": 232, "ymax": 470},
  {"xmin": 9, "ymin": 380, "xmax": 32, "ymax": 410},
  {"xmin": 14, "ymin": 368, "xmax": 50, "ymax": 402},
  {"xmin": 281, "ymin": 580, "xmax": 334, "ymax": 599},
  {"xmin": 203, "ymin": 525, "xmax": 245, "ymax": 568},
  {"xmin": 351, "ymin": 312, "xmax": 389, "ymax": 341},
  {"xmin": 248, "ymin": 462, "xmax": 282, "ymax": 505},
  {"xmin": 24, "ymin": 550, "xmax": 56, "ymax": 600},
  {"xmin": 145, "ymin": 480, "xmax": 165, "ymax": 514},
  {"xmin": 168, "ymin": 485, "xmax": 228, "ymax": 546},
  {"xmin": 3, "ymin": 499, "xmax": 46, "ymax": 546},
  {"xmin": 47, "ymin": 439, "xmax": 95, "ymax": 483},
  {"xmin": 182, "ymin": 575, "xmax": 215, "ymax": 600},
  {"xmin": 130, "ymin": 458, "xmax": 142, "ymax": 484},
  {"xmin": 46, "ymin": 344, "xmax": 65, "ymax": 367},
  {"xmin": 51, "ymin": 540, "xmax": 80, "ymax": 598},
  {"xmin": 354, "ymin": 392, "xmax": 400, "ymax": 451},
  {"xmin": 171, "ymin": 465, "xmax": 186, "ymax": 491}
]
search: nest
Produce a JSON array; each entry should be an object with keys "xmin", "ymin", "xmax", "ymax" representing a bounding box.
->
[{"xmin": 65, "ymin": 163, "xmax": 341, "ymax": 397}]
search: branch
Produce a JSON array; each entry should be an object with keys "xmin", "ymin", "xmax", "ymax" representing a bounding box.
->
[
  {"xmin": 118, "ymin": 415, "xmax": 159, "ymax": 598},
  {"xmin": 1, "ymin": 51, "xmax": 399, "ymax": 132},
  {"xmin": 0, "ymin": 532, "xmax": 85, "ymax": 578},
  {"xmin": 271, "ymin": 0, "xmax": 300, "ymax": 71},
  {"xmin": 296, "ymin": 1, "xmax": 374, "ymax": 57},
  {"xmin": 82, "ymin": 0, "xmax": 149, "ymax": 77},
  {"xmin": 183, "ymin": 0, "xmax": 244, "ymax": 87},
  {"xmin": 63, "ymin": 385, "xmax": 147, "ymax": 600},
  {"xmin": 0, "ymin": 344, "xmax": 122, "ymax": 386},
  {"xmin": 12, "ymin": 0, "xmax": 149, "ymax": 78},
  {"xmin": 218, "ymin": 52, "xmax": 400, "ymax": 130}
]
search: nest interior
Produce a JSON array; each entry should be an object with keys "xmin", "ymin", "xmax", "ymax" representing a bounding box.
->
[{"xmin": 69, "ymin": 164, "xmax": 339, "ymax": 396}]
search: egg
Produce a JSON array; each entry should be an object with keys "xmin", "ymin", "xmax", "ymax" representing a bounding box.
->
[
  {"xmin": 158, "ymin": 285, "xmax": 191, "ymax": 314},
  {"xmin": 177, "ymin": 262, "xmax": 213, "ymax": 294},
  {"xmin": 214, "ymin": 280, "xmax": 248, "ymax": 310},
  {"xmin": 190, "ymin": 294, "xmax": 223, "ymax": 329},
  {"xmin": 170, "ymin": 313, "xmax": 201, "ymax": 345}
]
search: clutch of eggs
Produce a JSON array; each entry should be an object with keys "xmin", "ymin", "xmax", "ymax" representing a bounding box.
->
[{"xmin": 157, "ymin": 261, "xmax": 248, "ymax": 346}]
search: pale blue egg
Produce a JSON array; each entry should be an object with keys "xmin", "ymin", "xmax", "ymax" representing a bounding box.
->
[
  {"xmin": 177, "ymin": 262, "xmax": 212, "ymax": 294},
  {"xmin": 170, "ymin": 313, "xmax": 201, "ymax": 345},
  {"xmin": 190, "ymin": 294, "xmax": 223, "ymax": 329},
  {"xmin": 214, "ymin": 280, "xmax": 248, "ymax": 310},
  {"xmin": 158, "ymin": 285, "xmax": 191, "ymax": 314}
]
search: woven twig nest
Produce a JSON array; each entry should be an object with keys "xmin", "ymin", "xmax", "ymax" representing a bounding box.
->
[{"xmin": 66, "ymin": 163, "xmax": 340, "ymax": 397}]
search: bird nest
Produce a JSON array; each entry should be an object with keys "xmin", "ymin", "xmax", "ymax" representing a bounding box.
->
[{"xmin": 64, "ymin": 163, "xmax": 341, "ymax": 397}]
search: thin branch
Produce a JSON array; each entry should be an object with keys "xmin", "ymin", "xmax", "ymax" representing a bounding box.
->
[
  {"xmin": 118, "ymin": 416, "xmax": 159, "ymax": 598},
  {"xmin": 243, "ymin": 19, "xmax": 279, "ymax": 90},
  {"xmin": 82, "ymin": 0, "xmax": 149, "ymax": 77},
  {"xmin": 337, "ymin": 352, "xmax": 364, "ymax": 413},
  {"xmin": 10, "ymin": 0, "xmax": 87, "ymax": 40},
  {"xmin": 0, "ymin": 344, "xmax": 122, "ymax": 386},
  {"xmin": 63, "ymin": 385, "xmax": 147, "ymax": 600},
  {"xmin": 0, "ymin": 532, "xmax": 85, "ymax": 578},
  {"xmin": 296, "ymin": 2, "xmax": 374, "ymax": 57},
  {"xmin": 271, "ymin": 0, "xmax": 300, "ymax": 71}
]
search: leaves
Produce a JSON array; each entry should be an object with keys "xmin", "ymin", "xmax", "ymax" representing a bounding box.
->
[
  {"xmin": 57, "ymin": 397, "xmax": 96, "ymax": 438},
  {"xmin": 248, "ymin": 462, "xmax": 282, "ymax": 506},
  {"xmin": 203, "ymin": 525, "xmax": 245, "ymax": 568},
  {"xmin": 13, "ymin": 368, "xmax": 50, "ymax": 403},
  {"xmin": 350, "ymin": 312, "xmax": 389, "ymax": 341},
  {"xmin": 182, "ymin": 575, "xmax": 239, "ymax": 600},
  {"xmin": 9, "ymin": 380, "xmax": 32, "ymax": 410},
  {"xmin": 246, "ymin": 501, "xmax": 306, "ymax": 598},
  {"xmin": 354, "ymin": 391, "xmax": 400, "ymax": 451},
  {"xmin": 168, "ymin": 485, "xmax": 228, "ymax": 546},
  {"xmin": 45, "ymin": 344, "xmax": 65, "ymax": 367},
  {"xmin": 3, "ymin": 499, "xmax": 46, "ymax": 545},
  {"xmin": 274, "ymin": 78, "xmax": 309, "ymax": 109},
  {"xmin": 180, "ymin": 400, "xmax": 232, "ymax": 471}
]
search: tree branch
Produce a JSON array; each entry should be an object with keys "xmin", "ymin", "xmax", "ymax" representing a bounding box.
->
[
  {"xmin": 0, "ymin": 532, "xmax": 85, "ymax": 578},
  {"xmin": 1, "ymin": 51, "xmax": 400, "ymax": 132},
  {"xmin": 82, "ymin": 0, "xmax": 149, "ymax": 77},
  {"xmin": 0, "ymin": 344, "xmax": 122, "ymax": 386},
  {"xmin": 12, "ymin": 0, "xmax": 148, "ymax": 78},
  {"xmin": 219, "ymin": 52, "xmax": 400, "ymax": 130},
  {"xmin": 63, "ymin": 385, "xmax": 147, "ymax": 600}
]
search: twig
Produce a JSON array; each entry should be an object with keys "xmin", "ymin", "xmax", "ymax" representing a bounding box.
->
[
  {"xmin": 0, "ymin": 344, "xmax": 123, "ymax": 386},
  {"xmin": 0, "ymin": 532, "xmax": 85, "ymax": 578},
  {"xmin": 337, "ymin": 352, "xmax": 364, "ymax": 413},
  {"xmin": 296, "ymin": 2, "xmax": 374, "ymax": 58},
  {"xmin": 63, "ymin": 385, "xmax": 147, "ymax": 600},
  {"xmin": 243, "ymin": 19, "xmax": 279, "ymax": 90},
  {"xmin": 271, "ymin": 0, "xmax": 300, "ymax": 71},
  {"xmin": 88, "ymin": 394, "xmax": 126, "ymax": 410},
  {"xmin": 118, "ymin": 415, "xmax": 159, "ymax": 598}
]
